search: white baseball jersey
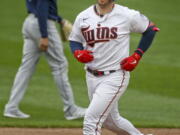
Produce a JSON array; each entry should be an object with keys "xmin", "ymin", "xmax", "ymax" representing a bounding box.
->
[
  {"xmin": 70, "ymin": 4, "xmax": 150, "ymax": 135},
  {"xmin": 69, "ymin": 4, "xmax": 149, "ymax": 71}
]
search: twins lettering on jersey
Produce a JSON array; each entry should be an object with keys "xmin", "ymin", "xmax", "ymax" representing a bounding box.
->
[{"xmin": 81, "ymin": 24, "xmax": 118, "ymax": 47}]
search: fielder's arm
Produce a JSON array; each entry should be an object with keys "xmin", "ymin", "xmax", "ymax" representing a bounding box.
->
[{"xmin": 36, "ymin": 0, "xmax": 49, "ymax": 51}]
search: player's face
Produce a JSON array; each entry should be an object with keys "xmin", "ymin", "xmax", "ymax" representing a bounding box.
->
[{"xmin": 97, "ymin": 0, "xmax": 113, "ymax": 8}]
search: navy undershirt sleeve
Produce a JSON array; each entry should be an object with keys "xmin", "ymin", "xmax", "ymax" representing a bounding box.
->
[
  {"xmin": 70, "ymin": 41, "xmax": 84, "ymax": 53},
  {"xmin": 48, "ymin": 0, "xmax": 63, "ymax": 23},
  {"xmin": 135, "ymin": 26, "xmax": 157, "ymax": 56},
  {"xmin": 36, "ymin": 0, "xmax": 49, "ymax": 38},
  {"xmin": 57, "ymin": 16, "xmax": 63, "ymax": 23}
]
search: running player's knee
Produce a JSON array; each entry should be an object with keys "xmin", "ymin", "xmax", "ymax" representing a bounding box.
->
[{"xmin": 103, "ymin": 118, "xmax": 116, "ymax": 130}]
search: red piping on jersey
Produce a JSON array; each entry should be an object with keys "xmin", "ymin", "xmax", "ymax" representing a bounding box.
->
[
  {"xmin": 95, "ymin": 71, "xmax": 126, "ymax": 135},
  {"xmin": 94, "ymin": 5, "xmax": 103, "ymax": 17}
]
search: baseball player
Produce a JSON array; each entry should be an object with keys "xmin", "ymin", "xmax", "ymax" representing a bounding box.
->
[
  {"xmin": 69, "ymin": 0, "xmax": 159, "ymax": 134},
  {"xmin": 4, "ymin": 0, "xmax": 86, "ymax": 120}
]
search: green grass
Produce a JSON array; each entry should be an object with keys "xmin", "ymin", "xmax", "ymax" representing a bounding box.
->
[{"xmin": 0, "ymin": 0, "xmax": 180, "ymax": 128}]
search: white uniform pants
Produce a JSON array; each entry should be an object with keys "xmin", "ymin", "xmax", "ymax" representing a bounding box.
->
[
  {"xmin": 83, "ymin": 70, "xmax": 142, "ymax": 135},
  {"xmin": 5, "ymin": 14, "xmax": 75, "ymax": 113}
]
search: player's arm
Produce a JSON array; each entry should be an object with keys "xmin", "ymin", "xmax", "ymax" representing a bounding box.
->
[
  {"xmin": 70, "ymin": 41, "xmax": 94, "ymax": 63},
  {"xmin": 69, "ymin": 15, "xmax": 94, "ymax": 63},
  {"xmin": 135, "ymin": 22, "xmax": 159, "ymax": 55},
  {"xmin": 36, "ymin": 0, "xmax": 49, "ymax": 51},
  {"xmin": 121, "ymin": 22, "xmax": 159, "ymax": 71}
]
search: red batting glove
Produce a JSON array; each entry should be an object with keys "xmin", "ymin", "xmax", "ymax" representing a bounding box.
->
[
  {"xmin": 74, "ymin": 50, "xmax": 94, "ymax": 63},
  {"xmin": 120, "ymin": 53, "xmax": 141, "ymax": 71}
]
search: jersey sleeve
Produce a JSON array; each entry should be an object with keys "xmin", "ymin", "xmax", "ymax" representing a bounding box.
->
[
  {"xmin": 36, "ymin": 0, "xmax": 49, "ymax": 38},
  {"xmin": 69, "ymin": 16, "xmax": 84, "ymax": 43},
  {"xmin": 129, "ymin": 9, "xmax": 149, "ymax": 33}
]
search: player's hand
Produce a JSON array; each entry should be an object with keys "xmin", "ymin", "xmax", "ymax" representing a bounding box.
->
[
  {"xmin": 120, "ymin": 53, "xmax": 141, "ymax": 71},
  {"xmin": 39, "ymin": 38, "xmax": 49, "ymax": 51},
  {"xmin": 74, "ymin": 50, "xmax": 94, "ymax": 63}
]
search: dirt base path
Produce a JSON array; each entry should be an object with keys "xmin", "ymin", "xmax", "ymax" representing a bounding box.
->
[{"xmin": 0, "ymin": 128, "xmax": 180, "ymax": 135}]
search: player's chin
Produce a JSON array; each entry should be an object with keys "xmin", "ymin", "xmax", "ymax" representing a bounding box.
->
[
  {"xmin": 98, "ymin": 0, "xmax": 113, "ymax": 7},
  {"xmin": 98, "ymin": 0, "xmax": 105, "ymax": 3},
  {"xmin": 98, "ymin": 0, "xmax": 106, "ymax": 5}
]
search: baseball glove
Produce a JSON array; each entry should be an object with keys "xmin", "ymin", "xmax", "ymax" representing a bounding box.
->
[{"xmin": 60, "ymin": 19, "xmax": 73, "ymax": 42}]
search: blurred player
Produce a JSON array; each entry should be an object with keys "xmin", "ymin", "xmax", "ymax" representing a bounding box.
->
[
  {"xmin": 69, "ymin": 0, "xmax": 159, "ymax": 134},
  {"xmin": 4, "ymin": 0, "xmax": 86, "ymax": 120}
]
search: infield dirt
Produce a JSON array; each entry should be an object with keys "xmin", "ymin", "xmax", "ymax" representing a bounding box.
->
[{"xmin": 0, "ymin": 128, "xmax": 180, "ymax": 135}]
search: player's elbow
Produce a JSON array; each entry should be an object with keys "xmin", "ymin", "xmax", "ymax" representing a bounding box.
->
[{"xmin": 144, "ymin": 21, "xmax": 160, "ymax": 34}]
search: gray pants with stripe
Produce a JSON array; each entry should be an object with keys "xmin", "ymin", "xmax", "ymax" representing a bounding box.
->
[{"xmin": 5, "ymin": 14, "xmax": 76, "ymax": 114}]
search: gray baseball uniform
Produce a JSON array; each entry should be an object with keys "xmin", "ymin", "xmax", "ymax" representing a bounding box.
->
[{"xmin": 4, "ymin": 0, "xmax": 85, "ymax": 120}]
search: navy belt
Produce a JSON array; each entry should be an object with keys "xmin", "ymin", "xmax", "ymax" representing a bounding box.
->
[{"xmin": 87, "ymin": 67, "xmax": 116, "ymax": 77}]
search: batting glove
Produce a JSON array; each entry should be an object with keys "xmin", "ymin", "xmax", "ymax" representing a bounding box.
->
[
  {"xmin": 74, "ymin": 50, "xmax": 94, "ymax": 63},
  {"xmin": 120, "ymin": 52, "xmax": 141, "ymax": 71}
]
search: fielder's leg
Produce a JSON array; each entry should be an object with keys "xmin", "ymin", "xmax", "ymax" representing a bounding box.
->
[
  {"xmin": 4, "ymin": 38, "xmax": 40, "ymax": 118},
  {"xmin": 4, "ymin": 15, "xmax": 41, "ymax": 119},
  {"xmin": 45, "ymin": 21, "xmax": 86, "ymax": 120}
]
